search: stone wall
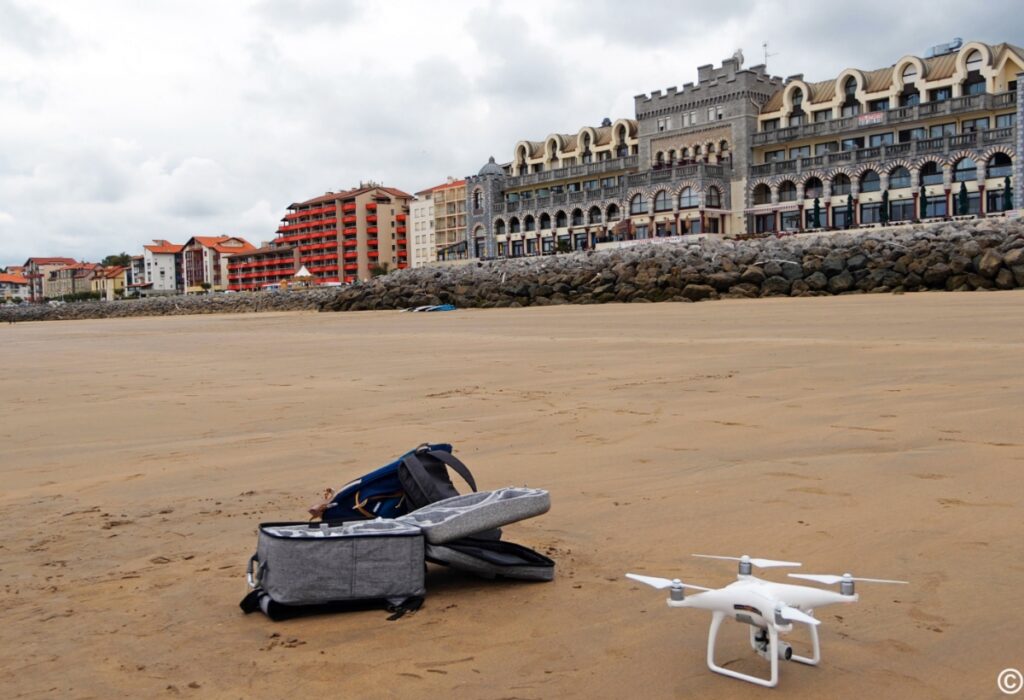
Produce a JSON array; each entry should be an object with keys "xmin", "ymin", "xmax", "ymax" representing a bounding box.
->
[{"xmin": 4, "ymin": 219, "xmax": 1024, "ymax": 323}]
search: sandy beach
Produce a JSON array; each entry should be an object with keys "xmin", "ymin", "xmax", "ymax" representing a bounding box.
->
[{"xmin": 2, "ymin": 293, "xmax": 1023, "ymax": 699}]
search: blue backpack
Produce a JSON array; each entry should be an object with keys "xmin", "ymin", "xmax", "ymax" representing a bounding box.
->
[{"xmin": 321, "ymin": 443, "xmax": 477, "ymax": 522}]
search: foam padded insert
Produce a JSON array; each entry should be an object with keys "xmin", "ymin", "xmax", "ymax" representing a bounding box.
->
[
  {"xmin": 426, "ymin": 537, "xmax": 555, "ymax": 581},
  {"xmin": 397, "ymin": 487, "xmax": 550, "ymax": 544}
]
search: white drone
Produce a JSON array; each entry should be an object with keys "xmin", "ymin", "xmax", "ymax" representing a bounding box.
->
[{"xmin": 626, "ymin": 554, "xmax": 907, "ymax": 688}]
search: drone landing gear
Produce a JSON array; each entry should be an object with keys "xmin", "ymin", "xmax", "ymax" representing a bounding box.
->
[
  {"xmin": 705, "ymin": 611, "xmax": 821, "ymax": 687},
  {"xmin": 706, "ymin": 611, "xmax": 782, "ymax": 688}
]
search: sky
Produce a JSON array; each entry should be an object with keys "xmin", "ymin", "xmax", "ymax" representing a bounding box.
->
[{"xmin": 2, "ymin": 0, "xmax": 1022, "ymax": 265}]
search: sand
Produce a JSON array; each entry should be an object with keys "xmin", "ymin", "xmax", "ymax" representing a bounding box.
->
[{"xmin": 2, "ymin": 293, "xmax": 1023, "ymax": 699}]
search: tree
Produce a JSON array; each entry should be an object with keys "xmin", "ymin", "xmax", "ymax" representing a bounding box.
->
[
  {"xmin": 845, "ymin": 195, "xmax": 853, "ymax": 230},
  {"xmin": 556, "ymin": 239, "xmax": 571, "ymax": 254},
  {"xmin": 1004, "ymin": 175, "xmax": 1013, "ymax": 211},
  {"xmin": 102, "ymin": 252, "xmax": 131, "ymax": 267},
  {"xmin": 957, "ymin": 182, "xmax": 968, "ymax": 216},
  {"xmin": 369, "ymin": 262, "xmax": 390, "ymax": 277},
  {"xmin": 919, "ymin": 185, "xmax": 927, "ymax": 220},
  {"xmin": 812, "ymin": 197, "xmax": 821, "ymax": 228},
  {"xmin": 880, "ymin": 190, "xmax": 889, "ymax": 226},
  {"xmin": 200, "ymin": 282, "xmax": 212, "ymax": 293}
]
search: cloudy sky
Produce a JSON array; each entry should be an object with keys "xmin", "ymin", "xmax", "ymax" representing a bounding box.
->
[{"xmin": 2, "ymin": 0, "xmax": 1022, "ymax": 265}]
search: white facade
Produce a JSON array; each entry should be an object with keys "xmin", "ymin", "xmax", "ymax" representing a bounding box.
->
[
  {"xmin": 143, "ymin": 246, "xmax": 180, "ymax": 294},
  {"xmin": 410, "ymin": 192, "xmax": 436, "ymax": 268},
  {"xmin": 0, "ymin": 275, "xmax": 29, "ymax": 300}
]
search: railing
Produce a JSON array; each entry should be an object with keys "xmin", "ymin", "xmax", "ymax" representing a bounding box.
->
[
  {"xmin": 751, "ymin": 91, "xmax": 1015, "ymax": 146},
  {"xmin": 748, "ymin": 126, "xmax": 1015, "ymax": 178},
  {"xmin": 505, "ymin": 155, "xmax": 639, "ymax": 187}
]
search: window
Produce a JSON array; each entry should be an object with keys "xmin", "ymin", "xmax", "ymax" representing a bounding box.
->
[
  {"xmin": 506, "ymin": 192, "xmax": 519, "ymax": 204},
  {"xmin": 929, "ymin": 123, "xmax": 956, "ymax": 138},
  {"xmin": 584, "ymin": 179, "xmax": 600, "ymax": 190},
  {"xmin": 780, "ymin": 211, "xmax": 800, "ymax": 231},
  {"xmin": 571, "ymin": 209, "xmax": 584, "ymax": 226},
  {"xmin": 841, "ymin": 137, "xmax": 864, "ymax": 151},
  {"xmin": 813, "ymin": 109, "xmax": 832, "ymax": 122},
  {"xmin": 778, "ymin": 181, "xmax": 797, "ymax": 202},
  {"xmin": 860, "ymin": 202, "xmax": 882, "ymax": 224},
  {"xmin": 790, "ymin": 145, "xmax": 811, "ymax": 159},
  {"xmin": 920, "ymin": 162, "xmax": 943, "ymax": 186},
  {"xmin": 868, "ymin": 98, "xmax": 889, "ymax": 112},
  {"xmin": 524, "ymin": 215, "xmax": 536, "ymax": 231},
  {"xmin": 804, "ymin": 177, "xmax": 823, "ymax": 199},
  {"xmin": 987, "ymin": 186, "xmax": 1013, "ymax": 212},
  {"xmin": 989, "ymin": 152, "xmax": 1013, "ymax": 178},
  {"xmin": 928, "ymin": 87, "xmax": 952, "ymax": 102},
  {"xmin": 890, "ymin": 167, "xmax": 911, "ymax": 189},
  {"xmin": 953, "ymin": 158, "xmax": 976, "ymax": 182},
  {"xmin": 869, "ymin": 132, "xmax": 893, "ymax": 147},
  {"xmin": 495, "ymin": 219, "xmax": 506, "ymax": 235},
  {"xmin": 891, "ymin": 199, "xmax": 915, "ymax": 222},
  {"xmin": 924, "ymin": 195, "xmax": 947, "ymax": 218},
  {"xmin": 567, "ymin": 182, "xmax": 581, "ymax": 192},
  {"xmin": 815, "ymin": 142, "xmax": 838, "ymax": 156},
  {"xmin": 539, "ymin": 213, "xmax": 551, "ymax": 230},
  {"xmin": 716, "ymin": 106, "xmax": 724, "ymax": 120},
  {"xmin": 841, "ymin": 76, "xmax": 860, "ymax": 116},
  {"xmin": 860, "ymin": 170, "xmax": 881, "ymax": 192},
  {"xmin": 900, "ymin": 92, "xmax": 920, "ymax": 107},
  {"xmin": 588, "ymin": 207, "xmax": 602, "ymax": 224},
  {"xmin": 901, "ymin": 64, "xmax": 918, "ymax": 82},
  {"xmin": 601, "ymin": 176, "xmax": 618, "ymax": 188},
  {"xmin": 762, "ymin": 118, "xmax": 780, "ymax": 132},
  {"xmin": 765, "ymin": 149, "xmax": 786, "ymax": 163},
  {"xmin": 509, "ymin": 217, "xmax": 521, "ymax": 233},
  {"xmin": 607, "ymin": 204, "xmax": 620, "ymax": 221},
  {"xmin": 706, "ymin": 186, "xmax": 721, "ymax": 208},
  {"xmin": 841, "ymin": 103, "xmax": 861, "ymax": 117},
  {"xmin": 898, "ymin": 127, "xmax": 926, "ymax": 142},
  {"xmin": 996, "ymin": 113, "xmax": 1016, "ymax": 128},
  {"xmin": 681, "ymin": 112, "xmax": 690, "ymax": 127},
  {"xmin": 654, "ymin": 191, "xmax": 671, "ymax": 212},
  {"xmin": 629, "ymin": 194, "xmax": 646, "ymax": 215},
  {"xmin": 961, "ymin": 117, "xmax": 989, "ymax": 133},
  {"xmin": 556, "ymin": 211, "xmax": 567, "ymax": 227},
  {"xmin": 657, "ymin": 117, "xmax": 671, "ymax": 132},
  {"xmin": 708, "ymin": 107, "xmax": 716, "ymax": 121},
  {"xmin": 832, "ymin": 173, "xmax": 852, "ymax": 196},
  {"xmin": 679, "ymin": 187, "xmax": 698, "ymax": 208},
  {"xmin": 752, "ymin": 184, "xmax": 771, "ymax": 205}
]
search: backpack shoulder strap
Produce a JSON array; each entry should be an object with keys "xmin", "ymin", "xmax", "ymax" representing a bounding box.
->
[{"xmin": 402, "ymin": 448, "xmax": 477, "ymax": 493}]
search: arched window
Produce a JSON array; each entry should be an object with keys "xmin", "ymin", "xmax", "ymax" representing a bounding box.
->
[
  {"xmin": 719, "ymin": 140, "xmax": 728, "ymax": 153},
  {"xmin": 516, "ymin": 146, "xmax": 527, "ymax": 173},
  {"xmin": 953, "ymin": 158, "xmax": 977, "ymax": 182},
  {"xmin": 832, "ymin": 173, "xmax": 851, "ymax": 195},
  {"xmin": 524, "ymin": 215, "xmax": 536, "ymax": 231},
  {"xmin": 571, "ymin": 208, "xmax": 584, "ymax": 226},
  {"xmin": 509, "ymin": 217, "xmax": 521, "ymax": 233},
  {"xmin": 588, "ymin": 206, "xmax": 602, "ymax": 223},
  {"xmin": 989, "ymin": 152, "xmax": 1013, "ymax": 178},
  {"xmin": 752, "ymin": 184, "xmax": 771, "ymax": 205},
  {"xmin": 655, "ymin": 152, "xmax": 665, "ymax": 167},
  {"xmin": 606, "ymin": 203, "xmax": 621, "ymax": 222},
  {"xmin": 472, "ymin": 188, "xmax": 483, "ymax": 210},
  {"xmin": 548, "ymin": 140, "xmax": 559, "ymax": 166},
  {"xmin": 804, "ymin": 177, "xmax": 823, "ymax": 199},
  {"xmin": 539, "ymin": 212, "xmax": 551, "ymax": 230},
  {"xmin": 630, "ymin": 194, "xmax": 647, "ymax": 215},
  {"xmin": 495, "ymin": 219, "xmax": 506, "ymax": 235},
  {"xmin": 681, "ymin": 147, "xmax": 690, "ymax": 159},
  {"xmin": 901, "ymin": 64, "xmax": 917, "ymax": 83},
  {"xmin": 706, "ymin": 186, "xmax": 722, "ymax": 208},
  {"xmin": 616, "ymin": 126, "xmax": 628, "ymax": 157},
  {"xmin": 778, "ymin": 181, "xmax": 797, "ymax": 202},
  {"xmin": 890, "ymin": 167, "xmax": 911, "ymax": 189},
  {"xmin": 790, "ymin": 87, "xmax": 805, "ymax": 126},
  {"xmin": 842, "ymin": 76, "xmax": 860, "ymax": 117},
  {"xmin": 900, "ymin": 64, "xmax": 920, "ymax": 106},
  {"xmin": 679, "ymin": 187, "xmax": 698, "ymax": 208},
  {"xmin": 963, "ymin": 50, "xmax": 986, "ymax": 95},
  {"xmin": 654, "ymin": 191, "xmax": 671, "ymax": 212},
  {"xmin": 844, "ymin": 76, "xmax": 857, "ymax": 98},
  {"xmin": 668, "ymin": 150, "xmax": 676, "ymax": 164},
  {"xmin": 860, "ymin": 170, "xmax": 880, "ymax": 192},
  {"xmin": 694, "ymin": 145, "xmax": 702, "ymax": 156},
  {"xmin": 920, "ymin": 161, "xmax": 943, "ymax": 186},
  {"xmin": 555, "ymin": 210, "xmax": 568, "ymax": 228},
  {"xmin": 966, "ymin": 50, "xmax": 983, "ymax": 72}
]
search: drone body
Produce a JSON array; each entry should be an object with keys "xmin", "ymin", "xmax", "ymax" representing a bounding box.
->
[{"xmin": 626, "ymin": 555, "xmax": 906, "ymax": 688}]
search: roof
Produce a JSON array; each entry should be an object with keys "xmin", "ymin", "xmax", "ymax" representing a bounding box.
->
[
  {"xmin": 478, "ymin": 156, "xmax": 505, "ymax": 176},
  {"xmin": 0, "ymin": 273, "xmax": 29, "ymax": 285},
  {"xmin": 237, "ymin": 243, "xmax": 294, "ymax": 259},
  {"xmin": 418, "ymin": 178, "xmax": 466, "ymax": 194},
  {"xmin": 186, "ymin": 236, "xmax": 256, "ymax": 254},
  {"xmin": 762, "ymin": 40, "xmax": 1024, "ymax": 113},
  {"xmin": 144, "ymin": 240, "xmax": 183, "ymax": 254},
  {"xmin": 24, "ymin": 257, "xmax": 76, "ymax": 266},
  {"xmin": 291, "ymin": 185, "xmax": 413, "ymax": 209},
  {"xmin": 99, "ymin": 266, "xmax": 125, "ymax": 279}
]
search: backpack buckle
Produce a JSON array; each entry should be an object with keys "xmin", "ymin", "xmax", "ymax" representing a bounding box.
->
[{"xmin": 414, "ymin": 443, "xmax": 431, "ymax": 454}]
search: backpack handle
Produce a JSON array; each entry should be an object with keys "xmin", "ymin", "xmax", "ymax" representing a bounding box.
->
[{"xmin": 402, "ymin": 447, "xmax": 477, "ymax": 494}]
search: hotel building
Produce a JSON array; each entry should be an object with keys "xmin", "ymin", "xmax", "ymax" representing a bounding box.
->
[
  {"xmin": 142, "ymin": 241, "xmax": 184, "ymax": 296},
  {"xmin": 229, "ymin": 184, "xmax": 412, "ymax": 290},
  {"xmin": 410, "ymin": 187, "xmax": 436, "ymax": 268},
  {"xmin": 465, "ymin": 40, "xmax": 1022, "ymax": 256},
  {"xmin": 180, "ymin": 235, "xmax": 255, "ymax": 292},
  {"xmin": 22, "ymin": 257, "xmax": 77, "ymax": 302}
]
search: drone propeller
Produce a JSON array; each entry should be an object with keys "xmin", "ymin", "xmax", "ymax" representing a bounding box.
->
[
  {"xmin": 788, "ymin": 573, "xmax": 908, "ymax": 585},
  {"xmin": 693, "ymin": 554, "xmax": 802, "ymax": 570},
  {"xmin": 625, "ymin": 573, "xmax": 711, "ymax": 591}
]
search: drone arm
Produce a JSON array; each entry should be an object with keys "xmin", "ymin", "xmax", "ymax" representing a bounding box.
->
[{"xmin": 706, "ymin": 611, "xmax": 780, "ymax": 688}]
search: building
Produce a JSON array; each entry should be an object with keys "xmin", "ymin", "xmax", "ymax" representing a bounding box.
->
[
  {"xmin": 48, "ymin": 263, "xmax": 101, "ymax": 298},
  {"xmin": 0, "ymin": 272, "xmax": 30, "ymax": 301},
  {"xmin": 125, "ymin": 255, "xmax": 146, "ymax": 296},
  {"xmin": 431, "ymin": 178, "xmax": 467, "ymax": 258},
  {"xmin": 410, "ymin": 186, "xmax": 436, "ymax": 268},
  {"xmin": 465, "ymin": 40, "xmax": 1022, "ymax": 254},
  {"xmin": 91, "ymin": 266, "xmax": 127, "ymax": 301},
  {"xmin": 142, "ymin": 240, "xmax": 184, "ymax": 296},
  {"xmin": 22, "ymin": 257, "xmax": 77, "ymax": 302},
  {"xmin": 747, "ymin": 40, "xmax": 1022, "ymax": 232},
  {"xmin": 180, "ymin": 235, "xmax": 255, "ymax": 292},
  {"xmin": 230, "ymin": 183, "xmax": 412, "ymax": 290}
]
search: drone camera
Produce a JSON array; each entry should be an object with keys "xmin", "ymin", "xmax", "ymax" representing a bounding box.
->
[{"xmin": 777, "ymin": 641, "xmax": 793, "ymax": 661}]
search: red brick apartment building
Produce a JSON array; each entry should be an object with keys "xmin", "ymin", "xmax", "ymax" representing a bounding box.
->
[{"xmin": 228, "ymin": 184, "xmax": 411, "ymax": 290}]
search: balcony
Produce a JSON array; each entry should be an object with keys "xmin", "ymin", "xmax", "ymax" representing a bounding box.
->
[
  {"xmin": 749, "ymin": 126, "xmax": 1015, "ymax": 178},
  {"xmin": 368, "ymin": 250, "xmax": 379, "ymax": 258},
  {"xmin": 367, "ymin": 238, "xmax": 379, "ymax": 247},
  {"xmin": 397, "ymin": 262, "xmax": 408, "ymax": 269},
  {"xmin": 342, "ymin": 215, "xmax": 357, "ymax": 224},
  {"xmin": 343, "ymin": 263, "xmax": 358, "ymax": 271},
  {"xmin": 396, "ymin": 238, "xmax": 407, "ymax": 246},
  {"xmin": 396, "ymin": 213, "xmax": 407, "ymax": 222},
  {"xmin": 342, "ymin": 202, "xmax": 356, "ymax": 213},
  {"xmin": 396, "ymin": 225, "xmax": 406, "ymax": 234},
  {"xmin": 366, "ymin": 202, "xmax": 377, "ymax": 211},
  {"xmin": 752, "ymin": 91, "xmax": 1016, "ymax": 146},
  {"xmin": 397, "ymin": 250, "xmax": 408, "ymax": 258},
  {"xmin": 504, "ymin": 155, "xmax": 640, "ymax": 188},
  {"xmin": 367, "ymin": 226, "xmax": 378, "ymax": 234},
  {"xmin": 343, "ymin": 226, "xmax": 357, "ymax": 235},
  {"xmin": 343, "ymin": 239, "xmax": 358, "ymax": 249},
  {"xmin": 343, "ymin": 251, "xmax": 358, "ymax": 261}
]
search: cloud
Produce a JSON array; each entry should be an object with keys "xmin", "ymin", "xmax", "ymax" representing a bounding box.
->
[
  {"xmin": 0, "ymin": 0, "xmax": 70, "ymax": 54},
  {"xmin": 254, "ymin": 0, "xmax": 362, "ymax": 30}
]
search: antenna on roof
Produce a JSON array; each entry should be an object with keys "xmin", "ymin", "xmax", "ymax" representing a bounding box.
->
[{"xmin": 762, "ymin": 41, "xmax": 778, "ymax": 67}]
